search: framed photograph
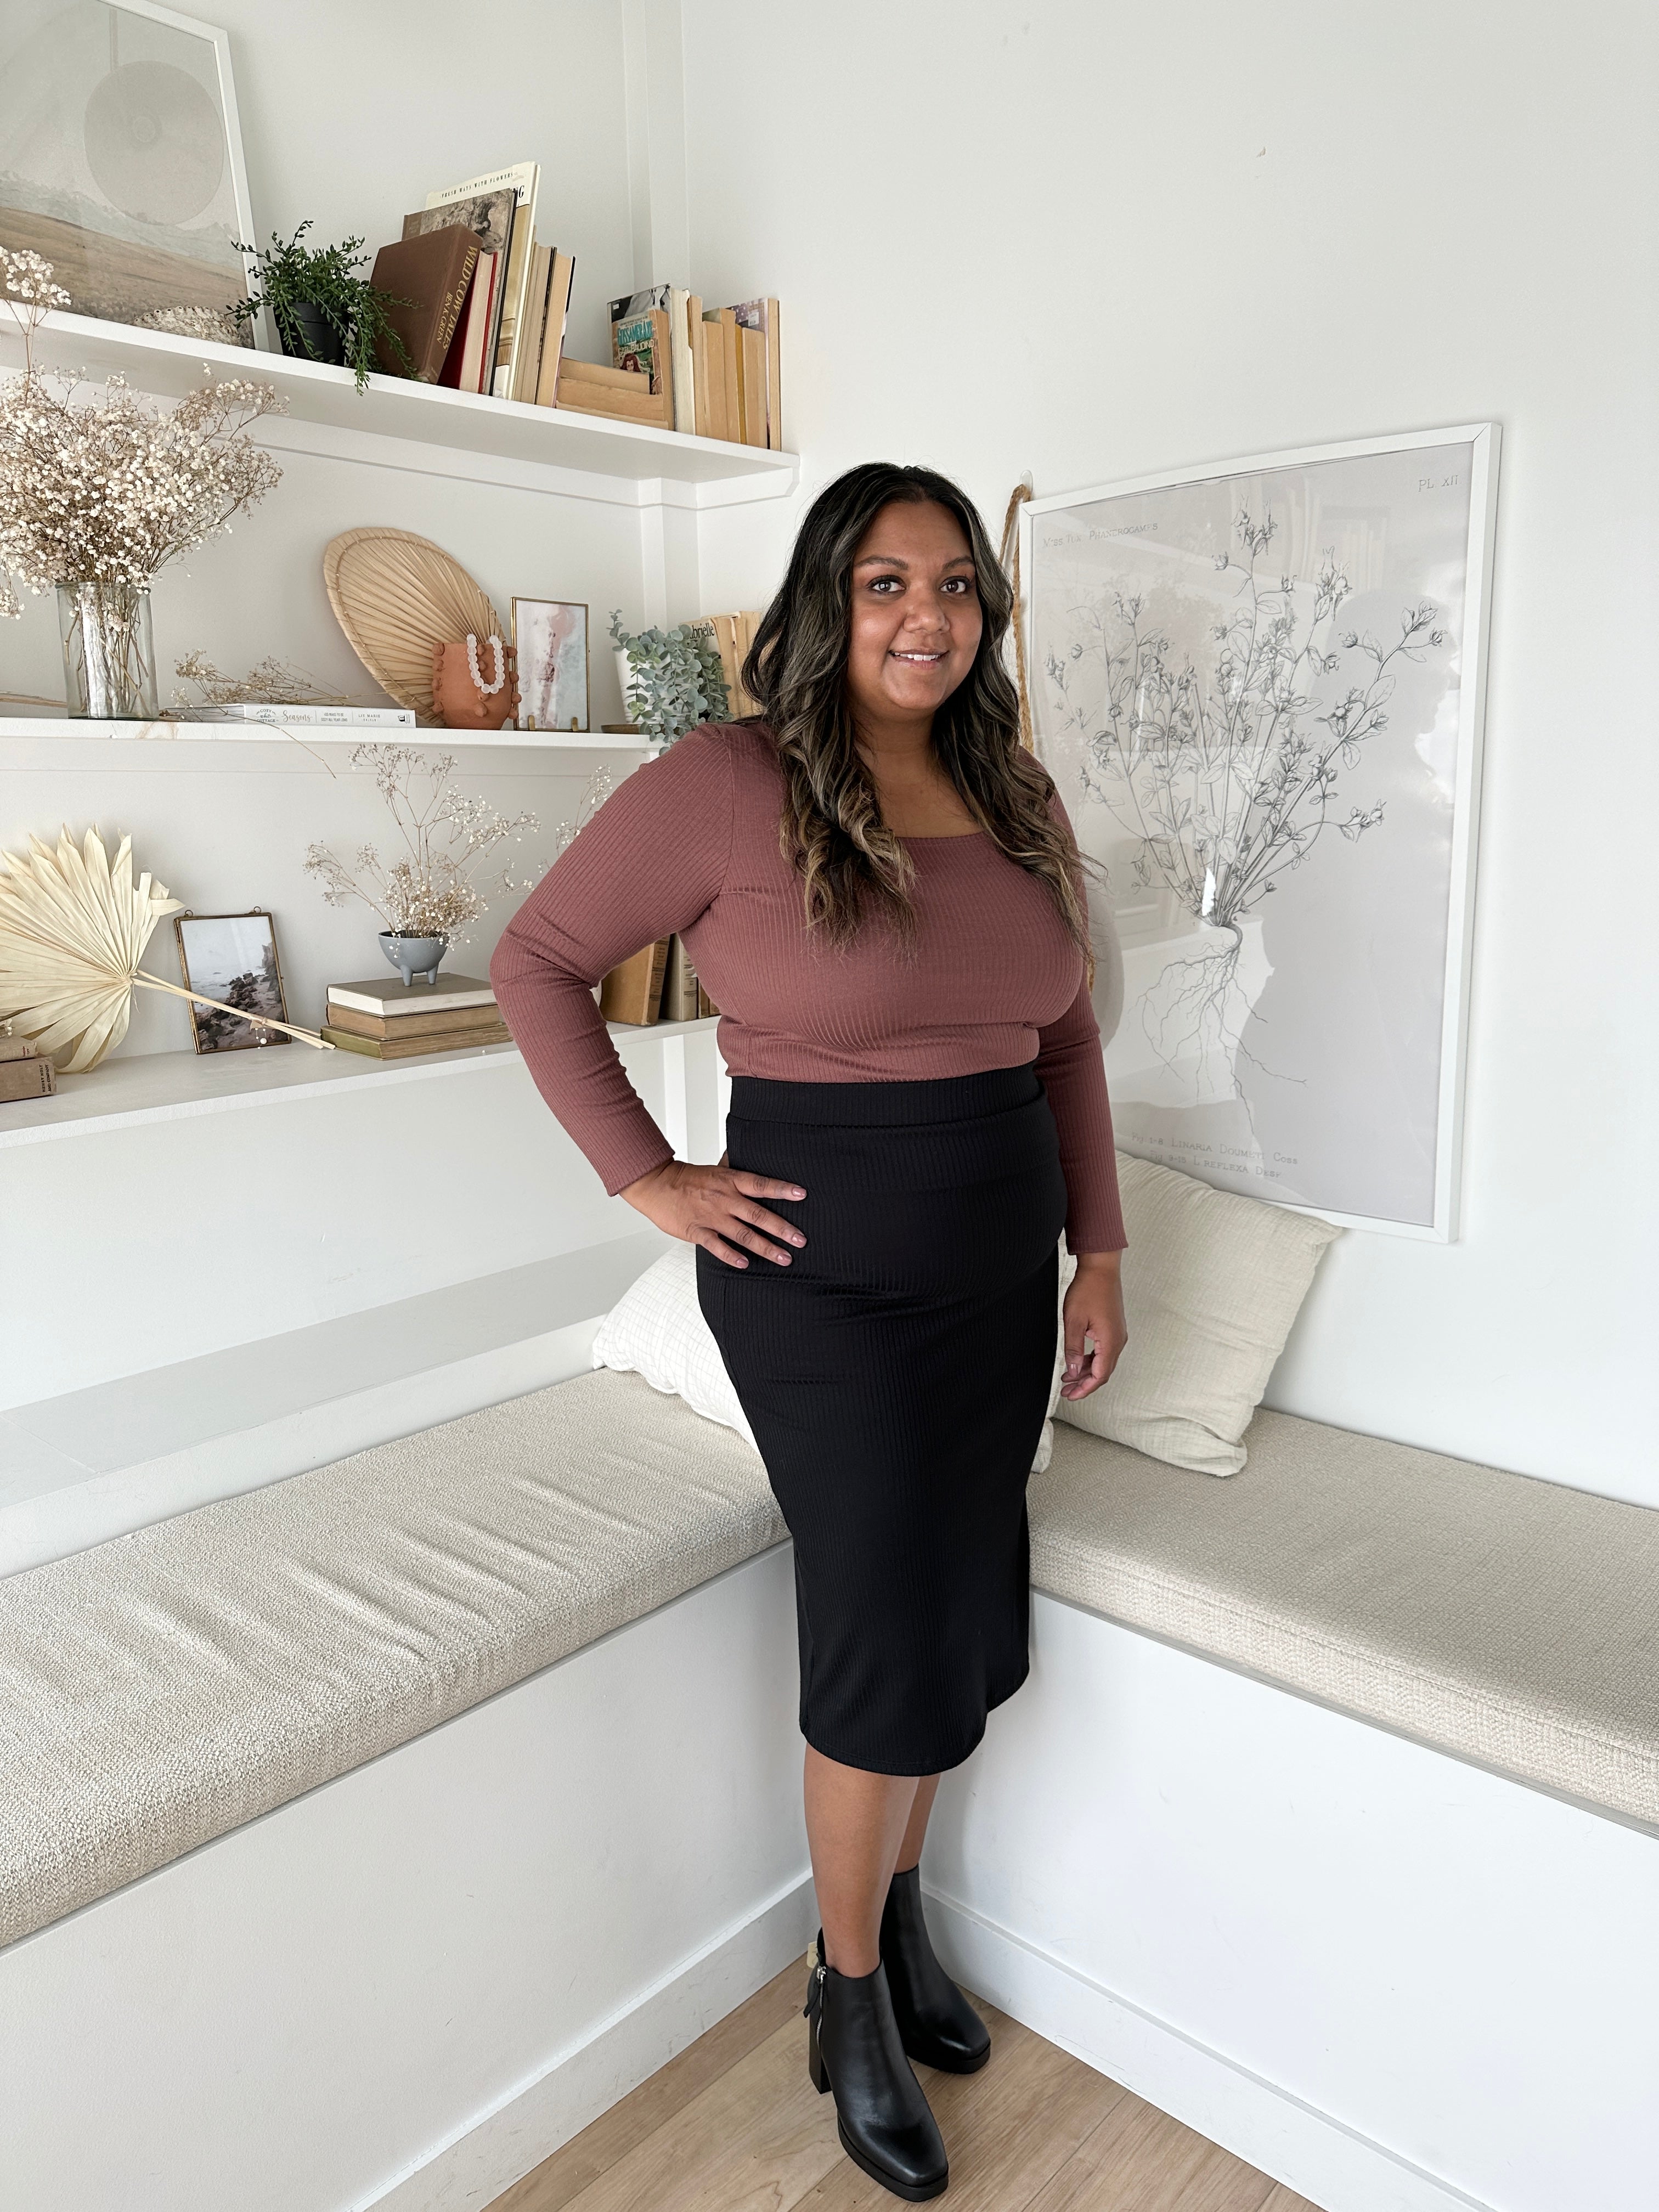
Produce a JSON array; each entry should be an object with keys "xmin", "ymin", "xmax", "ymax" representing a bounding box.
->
[
  {"xmin": 512, "ymin": 597, "xmax": 590, "ymax": 735},
  {"xmin": 1024, "ymin": 422, "xmax": 1500, "ymax": 1242},
  {"xmin": 0, "ymin": 1, "xmax": 259, "ymax": 338},
  {"xmin": 173, "ymin": 908, "xmax": 292, "ymax": 1053}
]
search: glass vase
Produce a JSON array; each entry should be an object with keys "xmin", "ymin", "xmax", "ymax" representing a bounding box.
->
[{"xmin": 57, "ymin": 579, "xmax": 159, "ymax": 721}]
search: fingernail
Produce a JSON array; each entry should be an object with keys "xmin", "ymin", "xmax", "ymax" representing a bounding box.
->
[
  {"xmin": 790, "ymin": 1232, "xmax": 805, "ymax": 1245},
  {"xmin": 791, "ymin": 1187, "xmax": 806, "ymax": 1199},
  {"xmin": 777, "ymin": 1251, "xmax": 791, "ymax": 1264}
]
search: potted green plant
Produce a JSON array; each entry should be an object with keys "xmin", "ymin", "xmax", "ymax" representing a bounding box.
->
[
  {"xmin": 608, "ymin": 610, "xmax": 731, "ymax": 747},
  {"xmin": 233, "ymin": 222, "xmax": 413, "ymax": 393}
]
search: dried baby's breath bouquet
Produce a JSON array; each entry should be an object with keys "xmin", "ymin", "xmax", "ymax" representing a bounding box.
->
[
  {"xmin": 305, "ymin": 743, "xmax": 612, "ymax": 949},
  {"xmin": 0, "ymin": 250, "xmax": 285, "ymax": 640}
]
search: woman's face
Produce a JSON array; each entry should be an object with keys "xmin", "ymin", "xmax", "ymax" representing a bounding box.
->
[{"xmin": 844, "ymin": 499, "xmax": 983, "ymax": 730}]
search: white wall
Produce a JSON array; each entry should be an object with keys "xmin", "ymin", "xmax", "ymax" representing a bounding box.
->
[{"xmin": 681, "ymin": 0, "xmax": 1659, "ymax": 1503}]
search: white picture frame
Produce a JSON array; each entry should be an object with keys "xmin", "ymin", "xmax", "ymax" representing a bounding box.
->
[
  {"xmin": 0, "ymin": 0, "xmax": 263, "ymax": 343},
  {"xmin": 1023, "ymin": 422, "xmax": 1500, "ymax": 1242}
]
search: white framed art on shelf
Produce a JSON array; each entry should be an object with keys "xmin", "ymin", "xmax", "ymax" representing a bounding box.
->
[
  {"xmin": 1023, "ymin": 423, "xmax": 1500, "ymax": 1241},
  {"xmin": 0, "ymin": 1, "xmax": 261, "ymax": 342}
]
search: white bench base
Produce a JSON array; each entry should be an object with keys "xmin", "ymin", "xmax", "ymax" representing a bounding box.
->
[
  {"xmin": 0, "ymin": 1544, "xmax": 813, "ymax": 2212},
  {"xmin": 5, "ymin": 1531, "xmax": 1653, "ymax": 2211},
  {"xmin": 930, "ymin": 1592, "xmax": 1659, "ymax": 2212}
]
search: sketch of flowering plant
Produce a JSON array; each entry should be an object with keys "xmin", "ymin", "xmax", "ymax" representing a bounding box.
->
[{"xmin": 1044, "ymin": 506, "xmax": 1444, "ymax": 1094}]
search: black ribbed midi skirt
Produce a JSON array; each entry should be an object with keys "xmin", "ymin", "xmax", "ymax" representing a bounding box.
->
[{"xmin": 695, "ymin": 1062, "xmax": 1069, "ymax": 1776}]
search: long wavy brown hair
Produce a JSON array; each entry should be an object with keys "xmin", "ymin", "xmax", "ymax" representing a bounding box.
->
[{"xmin": 741, "ymin": 461, "xmax": 1096, "ymax": 963}]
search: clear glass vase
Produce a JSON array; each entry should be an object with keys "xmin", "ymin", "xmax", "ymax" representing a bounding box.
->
[{"xmin": 57, "ymin": 579, "xmax": 159, "ymax": 720}]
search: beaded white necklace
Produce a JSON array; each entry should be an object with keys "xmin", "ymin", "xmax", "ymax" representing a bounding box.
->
[{"xmin": 466, "ymin": 633, "xmax": 506, "ymax": 696}]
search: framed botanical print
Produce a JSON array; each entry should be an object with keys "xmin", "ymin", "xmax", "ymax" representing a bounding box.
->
[
  {"xmin": 1024, "ymin": 423, "xmax": 1500, "ymax": 1240},
  {"xmin": 0, "ymin": 1, "xmax": 259, "ymax": 339},
  {"xmin": 174, "ymin": 908, "xmax": 291, "ymax": 1052},
  {"xmin": 512, "ymin": 597, "xmax": 590, "ymax": 735}
]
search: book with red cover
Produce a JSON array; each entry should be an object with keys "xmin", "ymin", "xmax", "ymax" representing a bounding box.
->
[
  {"xmin": 369, "ymin": 230, "xmax": 481, "ymax": 382},
  {"xmin": 441, "ymin": 251, "xmax": 499, "ymax": 392}
]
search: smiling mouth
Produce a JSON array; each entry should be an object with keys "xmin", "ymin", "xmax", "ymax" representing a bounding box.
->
[{"xmin": 890, "ymin": 650, "xmax": 946, "ymax": 663}]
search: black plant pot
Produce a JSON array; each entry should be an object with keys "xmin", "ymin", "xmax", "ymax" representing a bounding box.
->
[{"xmin": 279, "ymin": 301, "xmax": 346, "ymax": 366}]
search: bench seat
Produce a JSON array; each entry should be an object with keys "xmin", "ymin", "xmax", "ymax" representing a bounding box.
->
[
  {"xmin": 0, "ymin": 1369, "xmax": 782, "ymax": 1951},
  {"xmin": 3, "ymin": 1368, "xmax": 1654, "ymax": 1954},
  {"xmin": 1034, "ymin": 1411, "xmax": 1658, "ymax": 1827}
]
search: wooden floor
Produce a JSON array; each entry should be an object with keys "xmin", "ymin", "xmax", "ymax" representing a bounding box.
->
[{"xmin": 488, "ymin": 1959, "xmax": 1322, "ymax": 2212}]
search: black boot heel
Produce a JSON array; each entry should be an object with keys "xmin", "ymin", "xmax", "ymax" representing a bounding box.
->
[
  {"xmin": 806, "ymin": 1929, "xmax": 947, "ymax": 2202},
  {"xmin": 881, "ymin": 1866, "xmax": 991, "ymax": 2075}
]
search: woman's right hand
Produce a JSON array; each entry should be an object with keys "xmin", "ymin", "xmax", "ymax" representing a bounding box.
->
[{"xmin": 620, "ymin": 1158, "xmax": 807, "ymax": 1269}]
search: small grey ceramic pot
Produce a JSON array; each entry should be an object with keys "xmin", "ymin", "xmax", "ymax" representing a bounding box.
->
[{"xmin": 379, "ymin": 932, "xmax": 447, "ymax": 988}]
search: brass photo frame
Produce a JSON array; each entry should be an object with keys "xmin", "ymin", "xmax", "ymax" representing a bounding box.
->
[{"xmin": 173, "ymin": 907, "xmax": 293, "ymax": 1053}]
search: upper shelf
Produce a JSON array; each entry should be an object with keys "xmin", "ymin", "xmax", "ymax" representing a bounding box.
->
[{"xmin": 0, "ymin": 309, "xmax": 799, "ymax": 492}]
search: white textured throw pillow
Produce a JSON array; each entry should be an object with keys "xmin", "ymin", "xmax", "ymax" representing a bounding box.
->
[
  {"xmin": 594, "ymin": 1238, "xmax": 1076, "ymax": 1476},
  {"xmin": 1054, "ymin": 1153, "xmax": 1342, "ymax": 1476}
]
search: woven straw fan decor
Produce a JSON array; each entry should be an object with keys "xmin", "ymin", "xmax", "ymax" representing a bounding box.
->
[
  {"xmin": 324, "ymin": 528, "xmax": 506, "ymax": 724},
  {"xmin": 0, "ymin": 827, "xmax": 331, "ymax": 1071}
]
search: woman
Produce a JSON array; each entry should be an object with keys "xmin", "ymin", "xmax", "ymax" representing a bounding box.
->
[{"xmin": 490, "ymin": 462, "xmax": 1128, "ymax": 2203}]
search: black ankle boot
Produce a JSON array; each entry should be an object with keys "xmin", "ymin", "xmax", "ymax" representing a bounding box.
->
[
  {"xmin": 879, "ymin": 1866, "xmax": 991, "ymax": 2074},
  {"xmin": 804, "ymin": 1931, "xmax": 948, "ymax": 2202}
]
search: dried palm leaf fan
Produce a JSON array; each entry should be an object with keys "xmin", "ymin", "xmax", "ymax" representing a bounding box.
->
[
  {"xmin": 0, "ymin": 827, "xmax": 331, "ymax": 1072},
  {"xmin": 324, "ymin": 529, "xmax": 506, "ymax": 724}
]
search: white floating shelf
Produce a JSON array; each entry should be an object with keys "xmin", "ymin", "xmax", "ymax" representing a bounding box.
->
[
  {"xmin": 1, "ymin": 308, "xmax": 798, "ymax": 492},
  {"xmin": 0, "ymin": 715, "xmax": 654, "ymax": 749},
  {"xmin": 0, "ymin": 1017, "xmax": 719, "ymax": 1148}
]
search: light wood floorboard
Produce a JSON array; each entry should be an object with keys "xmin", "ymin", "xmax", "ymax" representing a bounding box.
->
[{"xmin": 490, "ymin": 1961, "xmax": 1325, "ymax": 2212}]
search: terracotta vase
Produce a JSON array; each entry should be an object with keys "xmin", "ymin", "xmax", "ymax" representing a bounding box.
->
[{"xmin": 432, "ymin": 636, "xmax": 521, "ymax": 731}]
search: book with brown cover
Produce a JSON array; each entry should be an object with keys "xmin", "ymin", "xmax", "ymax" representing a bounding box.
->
[
  {"xmin": 321, "ymin": 1023, "xmax": 512, "ymax": 1060},
  {"xmin": 0, "ymin": 1033, "xmax": 38, "ymax": 1063},
  {"xmin": 599, "ymin": 939, "xmax": 670, "ymax": 1024},
  {"xmin": 324, "ymin": 1000, "xmax": 506, "ymax": 1042},
  {"xmin": 369, "ymin": 230, "xmax": 480, "ymax": 382},
  {"xmin": 0, "ymin": 1053, "xmax": 55, "ymax": 1101},
  {"xmin": 696, "ymin": 981, "xmax": 718, "ymax": 1020}
]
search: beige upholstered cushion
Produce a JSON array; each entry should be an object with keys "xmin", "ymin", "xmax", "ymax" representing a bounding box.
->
[
  {"xmin": 1032, "ymin": 1413, "xmax": 1659, "ymax": 1826},
  {"xmin": 5, "ymin": 1369, "xmax": 1653, "ymax": 1954},
  {"xmin": 0, "ymin": 1370, "xmax": 783, "ymax": 1953},
  {"xmin": 1057, "ymin": 1154, "xmax": 1342, "ymax": 1474}
]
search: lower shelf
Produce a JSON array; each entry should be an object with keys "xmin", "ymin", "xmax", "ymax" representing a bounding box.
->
[{"xmin": 0, "ymin": 1017, "xmax": 720, "ymax": 1148}]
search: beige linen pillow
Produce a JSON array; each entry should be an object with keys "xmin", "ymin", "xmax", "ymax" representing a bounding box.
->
[{"xmin": 1056, "ymin": 1154, "xmax": 1342, "ymax": 1475}]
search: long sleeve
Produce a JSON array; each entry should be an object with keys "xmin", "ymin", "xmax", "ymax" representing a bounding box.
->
[
  {"xmin": 489, "ymin": 726, "xmax": 734, "ymax": 1196},
  {"xmin": 1036, "ymin": 787, "xmax": 1127, "ymax": 1254},
  {"xmin": 1034, "ymin": 973, "xmax": 1127, "ymax": 1253}
]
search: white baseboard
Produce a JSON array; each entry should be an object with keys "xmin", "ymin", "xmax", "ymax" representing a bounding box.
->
[
  {"xmin": 363, "ymin": 1871, "xmax": 817, "ymax": 2212},
  {"xmin": 924, "ymin": 1885, "xmax": 1495, "ymax": 2212}
]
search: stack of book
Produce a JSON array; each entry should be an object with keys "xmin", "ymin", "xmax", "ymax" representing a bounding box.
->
[
  {"xmin": 321, "ymin": 973, "xmax": 514, "ymax": 1059},
  {"xmin": 373, "ymin": 160, "xmax": 576, "ymax": 407},
  {"xmin": 558, "ymin": 289, "xmax": 782, "ymax": 449},
  {"xmin": 360, "ymin": 157, "xmax": 783, "ymax": 450},
  {"xmin": 0, "ymin": 1032, "xmax": 54, "ymax": 1103},
  {"xmin": 599, "ymin": 934, "xmax": 718, "ymax": 1026}
]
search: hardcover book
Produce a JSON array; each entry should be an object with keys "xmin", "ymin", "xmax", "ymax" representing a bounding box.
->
[
  {"xmin": 369, "ymin": 229, "xmax": 480, "ymax": 382},
  {"xmin": 325, "ymin": 973, "xmax": 496, "ymax": 1019}
]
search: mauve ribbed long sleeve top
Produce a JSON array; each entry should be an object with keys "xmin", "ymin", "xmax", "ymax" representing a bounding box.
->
[{"xmin": 490, "ymin": 721, "xmax": 1127, "ymax": 1253}]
